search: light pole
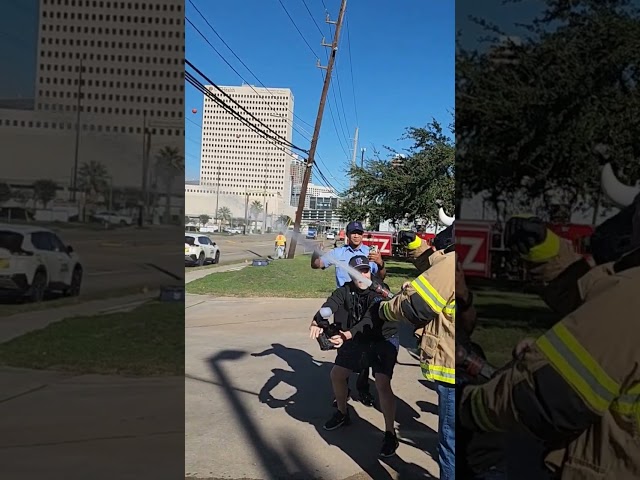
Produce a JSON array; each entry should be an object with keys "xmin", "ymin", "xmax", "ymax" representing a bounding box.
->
[{"xmin": 71, "ymin": 57, "xmax": 85, "ymax": 202}]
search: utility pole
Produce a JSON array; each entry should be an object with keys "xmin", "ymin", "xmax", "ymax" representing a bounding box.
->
[
  {"xmin": 288, "ymin": 0, "xmax": 347, "ymax": 259},
  {"xmin": 71, "ymin": 57, "xmax": 84, "ymax": 202},
  {"xmin": 349, "ymin": 126, "xmax": 359, "ymax": 189},
  {"xmin": 360, "ymin": 147, "xmax": 365, "ymax": 168}
]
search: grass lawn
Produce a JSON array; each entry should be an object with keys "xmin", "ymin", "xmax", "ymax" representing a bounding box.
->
[
  {"xmin": 186, "ymin": 255, "xmax": 420, "ymax": 298},
  {"xmin": 0, "ymin": 301, "xmax": 183, "ymax": 376},
  {"xmin": 472, "ymin": 289, "xmax": 556, "ymax": 366}
]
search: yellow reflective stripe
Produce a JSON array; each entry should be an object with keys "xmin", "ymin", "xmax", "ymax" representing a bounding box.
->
[
  {"xmin": 381, "ymin": 301, "xmax": 397, "ymax": 321},
  {"xmin": 524, "ymin": 229, "xmax": 560, "ymax": 263},
  {"xmin": 410, "ymin": 275, "xmax": 446, "ymax": 313},
  {"xmin": 420, "ymin": 363, "xmax": 456, "ymax": 384},
  {"xmin": 536, "ymin": 323, "xmax": 620, "ymax": 413},
  {"xmin": 470, "ymin": 388, "xmax": 502, "ymax": 432},
  {"xmin": 407, "ymin": 236, "xmax": 422, "ymax": 250},
  {"xmin": 444, "ymin": 300, "xmax": 455, "ymax": 317},
  {"xmin": 612, "ymin": 384, "xmax": 640, "ymax": 416}
]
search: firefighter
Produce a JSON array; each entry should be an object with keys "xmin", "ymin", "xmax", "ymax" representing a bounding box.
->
[
  {"xmin": 380, "ymin": 223, "xmax": 456, "ymax": 479},
  {"xmin": 458, "ymin": 167, "xmax": 640, "ymax": 479}
]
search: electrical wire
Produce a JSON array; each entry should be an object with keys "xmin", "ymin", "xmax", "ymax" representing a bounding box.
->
[
  {"xmin": 186, "ymin": 60, "xmax": 308, "ymax": 154},
  {"xmin": 187, "ymin": 0, "xmax": 315, "ymax": 132},
  {"xmin": 276, "ymin": 0, "xmax": 320, "ymax": 59}
]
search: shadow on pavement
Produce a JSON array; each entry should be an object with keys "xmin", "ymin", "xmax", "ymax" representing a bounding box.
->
[
  {"xmin": 206, "ymin": 350, "xmax": 320, "ymax": 480},
  {"xmin": 252, "ymin": 343, "xmax": 437, "ymax": 479}
]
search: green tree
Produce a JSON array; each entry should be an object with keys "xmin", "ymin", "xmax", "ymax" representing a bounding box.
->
[
  {"xmin": 250, "ymin": 200, "xmax": 263, "ymax": 232},
  {"xmin": 217, "ymin": 206, "xmax": 232, "ymax": 226},
  {"xmin": 184, "ymin": 215, "xmax": 191, "ymax": 226},
  {"xmin": 338, "ymin": 119, "xmax": 454, "ymax": 228},
  {"xmin": 456, "ymin": 1, "xmax": 640, "ymax": 219},
  {"xmin": 155, "ymin": 146, "xmax": 184, "ymax": 225},
  {"xmin": 199, "ymin": 214, "xmax": 211, "ymax": 227},
  {"xmin": 78, "ymin": 161, "xmax": 109, "ymax": 197},
  {"xmin": 277, "ymin": 214, "xmax": 292, "ymax": 228},
  {"xmin": 33, "ymin": 179, "xmax": 58, "ymax": 209}
]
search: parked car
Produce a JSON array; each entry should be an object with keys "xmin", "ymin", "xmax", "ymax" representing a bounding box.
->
[
  {"xmin": 326, "ymin": 232, "xmax": 335, "ymax": 240},
  {"xmin": 225, "ymin": 227, "xmax": 242, "ymax": 234},
  {"xmin": 306, "ymin": 228, "xmax": 317, "ymax": 240},
  {"xmin": 0, "ymin": 224, "xmax": 83, "ymax": 302},
  {"xmin": 185, "ymin": 233, "xmax": 220, "ymax": 266},
  {"xmin": 93, "ymin": 211, "xmax": 133, "ymax": 226}
]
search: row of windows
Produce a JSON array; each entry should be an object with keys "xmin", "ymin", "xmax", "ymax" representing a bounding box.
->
[
  {"xmin": 44, "ymin": 0, "xmax": 182, "ymax": 10},
  {"xmin": 0, "ymin": 119, "xmax": 183, "ymax": 136},
  {"xmin": 201, "ymin": 178, "xmax": 284, "ymax": 186},
  {"xmin": 39, "ymin": 77, "xmax": 184, "ymax": 91},
  {"xmin": 204, "ymin": 118, "xmax": 288, "ymax": 125},
  {"xmin": 41, "ymin": 51, "xmax": 182, "ymax": 66},
  {"xmin": 204, "ymin": 100, "xmax": 289, "ymax": 107},
  {"xmin": 43, "ymin": 25, "xmax": 181, "ymax": 39},
  {"xmin": 42, "ymin": 37, "xmax": 183, "ymax": 52},
  {"xmin": 186, "ymin": 189, "xmax": 278, "ymax": 198},
  {"xmin": 42, "ymin": 65, "xmax": 180, "ymax": 78},
  {"xmin": 43, "ymin": 11, "xmax": 182, "ymax": 25},
  {"xmin": 41, "ymin": 86, "xmax": 182, "ymax": 99},
  {"xmin": 201, "ymin": 156, "xmax": 286, "ymax": 163},
  {"xmin": 37, "ymin": 104, "xmax": 182, "ymax": 118}
]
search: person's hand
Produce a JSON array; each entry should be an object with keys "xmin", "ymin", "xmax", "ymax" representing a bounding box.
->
[
  {"xmin": 504, "ymin": 216, "xmax": 547, "ymax": 256},
  {"xmin": 512, "ymin": 337, "xmax": 536, "ymax": 359},
  {"xmin": 398, "ymin": 231, "xmax": 417, "ymax": 246},
  {"xmin": 309, "ymin": 320, "xmax": 323, "ymax": 340},
  {"xmin": 401, "ymin": 281, "xmax": 412, "ymax": 290},
  {"xmin": 329, "ymin": 335, "xmax": 344, "ymax": 348},
  {"xmin": 339, "ymin": 330, "xmax": 353, "ymax": 341},
  {"xmin": 368, "ymin": 250, "xmax": 383, "ymax": 266}
]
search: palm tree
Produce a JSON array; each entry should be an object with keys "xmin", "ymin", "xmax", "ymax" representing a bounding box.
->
[
  {"xmin": 250, "ymin": 200, "xmax": 263, "ymax": 232},
  {"xmin": 217, "ymin": 207, "xmax": 232, "ymax": 227},
  {"xmin": 199, "ymin": 214, "xmax": 211, "ymax": 227},
  {"xmin": 77, "ymin": 161, "xmax": 109, "ymax": 220},
  {"xmin": 155, "ymin": 146, "xmax": 184, "ymax": 225},
  {"xmin": 278, "ymin": 214, "xmax": 292, "ymax": 229}
]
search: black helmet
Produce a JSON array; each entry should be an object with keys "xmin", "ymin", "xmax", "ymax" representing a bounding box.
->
[{"xmin": 433, "ymin": 223, "xmax": 454, "ymax": 252}]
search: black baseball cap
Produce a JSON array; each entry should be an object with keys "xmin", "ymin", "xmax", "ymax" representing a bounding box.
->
[
  {"xmin": 346, "ymin": 221, "xmax": 364, "ymax": 234},
  {"xmin": 348, "ymin": 255, "xmax": 370, "ymax": 271}
]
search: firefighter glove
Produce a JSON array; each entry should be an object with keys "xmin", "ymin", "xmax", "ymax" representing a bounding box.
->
[
  {"xmin": 398, "ymin": 231, "xmax": 418, "ymax": 247},
  {"xmin": 504, "ymin": 216, "xmax": 547, "ymax": 255}
]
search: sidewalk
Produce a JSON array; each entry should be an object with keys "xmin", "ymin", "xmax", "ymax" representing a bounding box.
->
[
  {"xmin": 0, "ymin": 367, "xmax": 183, "ymax": 479},
  {"xmin": 185, "ymin": 262, "xmax": 249, "ymax": 284}
]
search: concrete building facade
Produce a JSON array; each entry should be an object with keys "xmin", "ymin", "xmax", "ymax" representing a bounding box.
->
[
  {"xmin": 0, "ymin": 0, "xmax": 184, "ymax": 191},
  {"xmin": 185, "ymin": 84, "xmax": 297, "ymax": 220}
]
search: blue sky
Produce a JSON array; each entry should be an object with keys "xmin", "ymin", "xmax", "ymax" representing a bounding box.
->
[
  {"xmin": 0, "ymin": 1, "xmax": 39, "ymax": 103},
  {"xmin": 185, "ymin": 0, "xmax": 454, "ymax": 190}
]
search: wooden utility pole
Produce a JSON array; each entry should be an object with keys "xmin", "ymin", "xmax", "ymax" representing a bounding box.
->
[
  {"xmin": 71, "ymin": 57, "xmax": 84, "ymax": 202},
  {"xmin": 287, "ymin": 0, "xmax": 347, "ymax": 259},
  {"xmin": 215, "ymin": 163, "xmax": 221, "ymax": 227}
]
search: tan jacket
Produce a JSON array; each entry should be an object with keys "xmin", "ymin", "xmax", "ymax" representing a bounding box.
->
[
  {"xmin": 459, "ymin": 255, "xmax": 640, "ymax": 479},
  {"xmin": 379, "ymin": 249, "xmax": 456, "ymax": 384}
]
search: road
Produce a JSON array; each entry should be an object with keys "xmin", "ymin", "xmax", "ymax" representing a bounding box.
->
[
  {"xmin": 35, "ymin": 225, "xmax": 183, "ymax": 299},
  {"xmin": 185, "ymin": 294, "xmax": 440, "ymax": 480}
]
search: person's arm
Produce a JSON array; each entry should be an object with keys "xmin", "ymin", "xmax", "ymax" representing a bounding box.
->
[
  {"xmin": 311, "ymin": 248, "xmax": 335, "ymax": 270},
  {"xmin": 312, "ymin": 287, "xmax": 346, "ymax": 326},
  {"xmin": 345, "ymin": 302, "xmax": 377, "ymax": 338},
  {"xmin": 458, "ymin": 298, "xmax": 633, "ymax": 444},
  {"xmin": 368, "ymin": 250, "xmax": 387, "ymax": 280}
]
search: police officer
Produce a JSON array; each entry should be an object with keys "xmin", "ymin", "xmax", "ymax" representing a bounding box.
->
[
  {"xmin": 379, "ymin": 224, "xmax": 456, "ymax": 479},
  {"xmin": 458, "ymin": 186, "xmax": 640, "ymax": 480}
]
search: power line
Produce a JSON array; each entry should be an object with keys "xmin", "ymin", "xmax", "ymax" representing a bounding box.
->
[
  {"xmin": 187, "ymin": 0, "xmax": 315, "ymax": 132},
  {"xmin": 301, "ymin": 0, "xmax": 325, "ymax": 37},
  {"xmin": 276, "ymin": 0, "xmax": 320, "ymax": 59},
  {"xmin": 345, "ymin": 16, "xmax": 359, "ymax": 126},
  {"xmin": 186, "ymin": 59, "xmax": 307, "ymax": 153},
  {"xmin": 325, "ymin": 18, "xmax": 352, "ymax": 141},
  {"xmin": 186, "ymin": 70, "xmax": 307, "ymax": 157}
]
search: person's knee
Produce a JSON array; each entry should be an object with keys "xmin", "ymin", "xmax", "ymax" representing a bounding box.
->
[
  {"xmin": 374, "ymin": 373, "xmax": 393, "ymax": 395},
  {"xmin": 331, "ymin": 365, "xmax": 350, "ymax": 383}
]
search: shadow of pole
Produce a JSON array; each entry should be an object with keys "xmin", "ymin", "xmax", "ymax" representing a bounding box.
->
[{"xmin": 207, "ymin": 350, "xmax": 319, "ymax": 479}]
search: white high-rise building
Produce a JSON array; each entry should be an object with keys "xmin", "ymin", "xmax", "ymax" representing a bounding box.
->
[
  {"xmin": 0, "ymin": 0, "xmax": 184, "ymax": 189},
  {"xmin": 186, "ymin": 84, "xmax": 297, "ymax": 220}
]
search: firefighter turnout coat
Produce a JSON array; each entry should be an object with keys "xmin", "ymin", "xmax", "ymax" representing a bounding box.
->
[
  {"xmin": 379, "ymin": 245, "xmax": 456, "ymax": 385},
  {"xmin": 459, "ymin": 240, "xmax": 640, "ymax": 479}
]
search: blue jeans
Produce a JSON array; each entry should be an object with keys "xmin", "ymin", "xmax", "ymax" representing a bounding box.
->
[{"xmin": 436, "ymin": 382, "xmax": 455, "ymax": 480}]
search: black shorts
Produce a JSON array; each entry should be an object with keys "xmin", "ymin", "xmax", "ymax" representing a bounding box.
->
[{"xmin": 334, "ymin": 337, "xmax": 399, "ymax": 379}]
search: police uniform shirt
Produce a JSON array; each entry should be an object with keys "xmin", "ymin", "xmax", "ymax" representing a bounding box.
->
[{"xmin": 320, "ymin": 244, "xmax": 379, "ymax": 287}]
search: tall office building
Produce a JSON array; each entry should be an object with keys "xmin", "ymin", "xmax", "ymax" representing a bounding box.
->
[
  {"xmin": 0, "ymin": 0, "xmax": 184, "ymax": 189},
  {"xmin": 186, "ymin": 84, "xmax": 296, "ymax": 220},
  {"xmin": 290, "ymin": 155, "xmax": 306, "ymax": 186}
]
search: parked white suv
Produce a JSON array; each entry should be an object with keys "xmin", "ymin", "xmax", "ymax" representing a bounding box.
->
[
  {"xmin": 185, "ymin": 233, "xmax": 220, "ymax": 266},
  {"xmin": 0, "ymin": 225, "xmax": 83, "ymax": 302}
]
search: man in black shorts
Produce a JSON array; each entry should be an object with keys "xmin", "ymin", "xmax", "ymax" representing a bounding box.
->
[{"xmin": 309, "ymin": 255, "xmax": 400, "ymax": 458}]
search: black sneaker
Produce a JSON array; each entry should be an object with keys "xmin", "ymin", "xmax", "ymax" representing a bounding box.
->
[
  {"xmin": 332, "ymin": 388, "xmax": 351, "ymax": 408},
  {"xmin": 379, "ymin": 431, "xmax": 399, "ymax": 457},
  {"xmin": 323, "ymin": 409, "xmax": 351, "ymax": 431},
  {"xmin": 358, "ymin": 390, "xmax": 375, "ymax": 407}
]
